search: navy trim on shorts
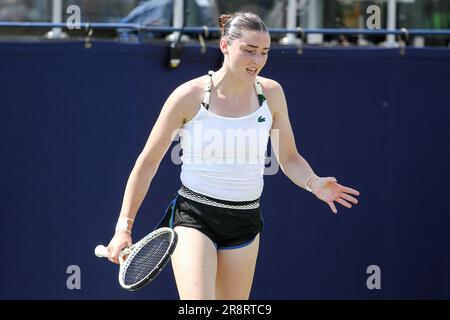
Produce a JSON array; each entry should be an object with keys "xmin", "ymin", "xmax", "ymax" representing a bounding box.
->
[
  {"xmin": 154, "ymin": 193, "xmax": 179, "ymax": 230},
  {"xmin": 217, "ymin": 236, "xmax": 257, "ymax": 250}
]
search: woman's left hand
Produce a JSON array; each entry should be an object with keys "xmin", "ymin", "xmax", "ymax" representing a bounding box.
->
[{"xmin": 310, "ymin": 177, "xmax": 360, "ymax": 214}]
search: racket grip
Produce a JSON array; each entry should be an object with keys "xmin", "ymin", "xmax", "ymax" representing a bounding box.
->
[{"xmin": 95, "ymin": 245, "xmax": 109, "ymax": 258}]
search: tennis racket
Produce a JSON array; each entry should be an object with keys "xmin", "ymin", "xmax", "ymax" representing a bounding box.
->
[{"xmin": 95, "ymin": 227, "xmax": 177, "ymax": 291}]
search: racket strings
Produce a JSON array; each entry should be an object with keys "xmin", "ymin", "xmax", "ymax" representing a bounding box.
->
[{"xmin": 123, "ymin": 233, "xmax": 172, "ymax": 286}]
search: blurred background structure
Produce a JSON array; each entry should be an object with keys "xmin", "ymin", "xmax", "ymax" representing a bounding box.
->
[{"xmin": 0, "ymin": 0, "xmax": 449, "ymax": 46}]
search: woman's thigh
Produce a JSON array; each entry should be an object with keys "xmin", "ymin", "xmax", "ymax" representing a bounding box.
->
[
  {"xmin": 215, "ymin": 234, "xmax": 260, "ymax": 300},
  {"xmin": 171, "ymin": 226, "xmax": 218, "ymax": 300}
]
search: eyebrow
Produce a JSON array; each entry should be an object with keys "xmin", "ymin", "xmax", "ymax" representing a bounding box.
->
[{"xmin": 245, "ymin": 44, "xmax": 270, "ymax": 50}]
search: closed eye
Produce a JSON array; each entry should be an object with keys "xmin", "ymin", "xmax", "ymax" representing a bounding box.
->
[{"xmin": 244, "ymin": 49, "xmax": 269, "ymax": 55}]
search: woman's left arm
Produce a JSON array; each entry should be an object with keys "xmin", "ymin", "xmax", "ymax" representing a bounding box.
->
[{"xmin": 267, "ymin": 80, "xmax": 360, "ymax": 214}]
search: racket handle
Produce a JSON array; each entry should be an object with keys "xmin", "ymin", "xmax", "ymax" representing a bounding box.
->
[{"xmin": 95, "ymin": 245, "xmax": 109, "ymax": 258}]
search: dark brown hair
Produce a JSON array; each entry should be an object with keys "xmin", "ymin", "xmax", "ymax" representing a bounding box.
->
[{"xmin": 218, "ymin": 12, "xmax": 268, "ymax": 43}]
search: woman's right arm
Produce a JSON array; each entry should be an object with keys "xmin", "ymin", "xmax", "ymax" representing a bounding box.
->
[{"xmin": 107, "ymin": 82, "xmax": 200, "ymax": 263}]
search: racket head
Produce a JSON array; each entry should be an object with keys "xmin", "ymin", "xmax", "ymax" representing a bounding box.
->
[{"xmin": 118, "ymin": 227, "xmax": 177, "ymax": 291}]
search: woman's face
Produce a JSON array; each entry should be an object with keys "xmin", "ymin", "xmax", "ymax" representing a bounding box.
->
[{"xmin": 221, "ymin": 30, "xmax": 271, "ymax": 82}]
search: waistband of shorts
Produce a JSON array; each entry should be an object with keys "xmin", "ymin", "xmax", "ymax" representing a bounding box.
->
[{"xmin": 177, "ymin": 185, "xmax": 260, "ymax": 210}]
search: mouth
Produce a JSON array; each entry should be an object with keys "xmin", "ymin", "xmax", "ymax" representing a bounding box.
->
[{"xmin": 246, "ymin": 67, "xmax": 258, "ymax": 75}]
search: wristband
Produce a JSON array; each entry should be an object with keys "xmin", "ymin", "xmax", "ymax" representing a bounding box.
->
[
  {"xmin": 305, "ymin": 175, "xmax": 319, "ymax": 192},
  {"xmin": 115, "ymin": 217, "xmax": 134, "ymax": 233}
]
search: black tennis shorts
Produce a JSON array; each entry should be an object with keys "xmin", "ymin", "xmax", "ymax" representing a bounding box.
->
[{"xmin": 156, "ymin": 185, "xmax": 264, "ymax": 250}]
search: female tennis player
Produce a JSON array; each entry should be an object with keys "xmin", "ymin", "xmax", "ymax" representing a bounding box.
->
[{"xmin": 106, "ymin": 12, "xmax": 360, "ymax": 299}]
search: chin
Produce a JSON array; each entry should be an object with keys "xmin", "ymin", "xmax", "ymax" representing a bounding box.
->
[{"xmin": 241, "ymin": 69, "xmax": 258, "ymax": 81}]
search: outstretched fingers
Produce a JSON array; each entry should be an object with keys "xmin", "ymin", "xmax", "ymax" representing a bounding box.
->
[
  {"xmin": 336, "ymin": 197, "xmax": 352, "ymax": 208},
  {"xmin": 338, "ymin": 184, "xmax": 360, "ymax": 196},
  {"xmin": 328, "ymin": 201, "xmax": 338, "ymax": 214},
  {"xmin": 340, "ymin": 193, "xmax": 358, "ymax": 205}
]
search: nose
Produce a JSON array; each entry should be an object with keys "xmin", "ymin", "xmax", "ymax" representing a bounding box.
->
[{"xmin": 251, "ymin": 53, "xmax": 263, "ymax": 66}]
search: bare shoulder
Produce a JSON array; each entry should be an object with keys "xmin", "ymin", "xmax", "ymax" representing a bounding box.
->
[
  {"xmin": 166, "ymin": 75, "xmax": 207, "ymax": 124},
  {"xmin": 256, "ymin": 76, "xmax": 286, "ymax": 115},
  {"xmin": 257, "ymin": 76, "xmax": 283, "ymax": 92}
]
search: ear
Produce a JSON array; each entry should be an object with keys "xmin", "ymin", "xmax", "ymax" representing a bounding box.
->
[{"xmin": 219, "ymin": 37, "xmax": 229, "ymax": 55}]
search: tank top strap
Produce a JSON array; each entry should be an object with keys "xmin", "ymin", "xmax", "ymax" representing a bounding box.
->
[
  {"xmin": 201, "ymin": 70, "xmax": 214, "ymax": 110},
  {"xmin": 254, "ymin": 77, "xmax": 267, "ymax": 107}
]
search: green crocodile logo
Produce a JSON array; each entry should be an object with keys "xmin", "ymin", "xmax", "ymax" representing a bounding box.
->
[{"xmin": 258, "ymin": 116, "xmax": 266, "ymax": 123}]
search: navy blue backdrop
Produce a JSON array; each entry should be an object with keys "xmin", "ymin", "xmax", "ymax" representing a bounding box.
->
[{"xmin": 0, "ymin": 42, "xmax": 449, "ymax": 299}]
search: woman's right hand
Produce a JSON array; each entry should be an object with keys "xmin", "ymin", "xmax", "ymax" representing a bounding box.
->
[{"xmin": 107, "ymin": 231, "xmax": 132, "ymax": 264}]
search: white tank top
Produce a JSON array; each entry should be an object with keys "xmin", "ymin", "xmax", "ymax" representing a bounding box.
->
[{"xmin": 179, "ymin": 71, "xmax": 273, "ymax": 201}]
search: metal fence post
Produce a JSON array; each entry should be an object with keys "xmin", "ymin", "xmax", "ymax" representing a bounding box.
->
[
  {"xmin": 167, "ymin": 0, "xmax": 187, "ymax": 42},
  {"xmin": 280, "ymin": 0, "xmax": 299, "ymax": 45},
  {"xmin": 385, "ymin": 0, "xmax": 398, "ymax": 47}
]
